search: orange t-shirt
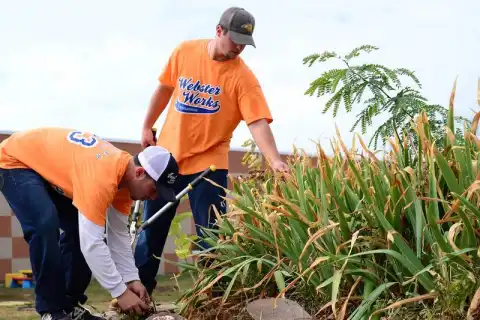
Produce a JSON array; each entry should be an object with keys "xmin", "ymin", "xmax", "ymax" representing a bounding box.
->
[
  {"xmin": 0, "ymin": 127, "xmax": 133, "ymax": 226},
  {"xmin": 156, "ymin": 39, "xmax": 273, "ymax": 175}
]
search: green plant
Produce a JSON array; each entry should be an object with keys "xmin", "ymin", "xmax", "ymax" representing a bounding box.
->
[
  {"xmin": 173, "ymin": 80, "xmax": 480, "ymax": 319},
  {"xmin": 302, "ymin": 45, "xmax": 471, "ymax": 150},
  {"xmin": 168, "ymin": 211, "xmax": 198, "ymax": 260}
]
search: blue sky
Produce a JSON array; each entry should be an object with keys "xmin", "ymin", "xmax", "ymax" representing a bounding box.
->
[{"xmin": 1, "ymin": 0, "xmax": 479, "ymax": 155}]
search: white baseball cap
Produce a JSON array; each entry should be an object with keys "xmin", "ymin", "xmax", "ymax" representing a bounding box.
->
[{"xmin": 137, "ymin": 146, "xmax": 179, "ymax": 201}]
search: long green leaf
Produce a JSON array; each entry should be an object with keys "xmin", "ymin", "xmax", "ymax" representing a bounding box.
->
[
  {"xmin": 349, "ymin": 282, "xmax": 397, "ymax": 320},
  {"xmin": 435, "ymin": 153, "xmax": 461, "ymax": 195}
]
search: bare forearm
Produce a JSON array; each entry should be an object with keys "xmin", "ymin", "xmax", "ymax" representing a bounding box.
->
[
  {"xmin": 248, "ymin": 119, "xmax": 282, "ymax": 164},
  {"xmin": 142, "ymin": 84, "xmax": 174, "ymax": 130}
]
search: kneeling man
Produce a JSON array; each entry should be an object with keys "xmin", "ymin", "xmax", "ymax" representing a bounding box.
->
[{"xmin": 0, "ymin": 127, "xmax": 179, "ymax": 320}]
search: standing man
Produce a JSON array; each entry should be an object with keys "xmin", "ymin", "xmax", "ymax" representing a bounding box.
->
[
  {"xmin": 135, "ymin": 6, "xmax": 288, "ymax": 295},
  {"xmin": 0, "ymin": 127, "xmax": 180, "ymax": 320}
]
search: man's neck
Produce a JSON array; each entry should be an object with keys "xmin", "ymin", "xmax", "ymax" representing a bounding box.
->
[
  {"xmin": 207, "ymin": 39, "xmax": 230, "ymax": 62},
  {"xmin": 118, "ymin": 160, "xmax": 134, "ymax": 189}
]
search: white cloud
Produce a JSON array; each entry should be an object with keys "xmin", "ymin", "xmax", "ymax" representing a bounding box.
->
[{"xmin": 1, "ymin": 0, "xmax": 479, "ymax": 156}]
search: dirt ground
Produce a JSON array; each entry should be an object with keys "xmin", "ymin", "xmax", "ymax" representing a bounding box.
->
[{"xmin": 0, "ymin": 274, "xmax": 193, "ymax": 320}]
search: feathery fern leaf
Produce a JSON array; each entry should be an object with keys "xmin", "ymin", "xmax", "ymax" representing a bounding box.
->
[{"xmin": 303, "ymin": 44, "xmax": 470, "ymax": 150}]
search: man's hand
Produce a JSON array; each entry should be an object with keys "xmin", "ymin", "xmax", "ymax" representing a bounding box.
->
[
  {"xmin": 141, "ymin": 83, "xmax": 174, "ymax": 149},
  {"xmin": 116, "ymin": 288, "xmax": 150, "ymax": 316},
  {"xmin": 141, "ymin": 128, "xmax": 156, "ymax": 149},
  {"xmin": 248, "ymin": 119, "xmax": 288, "ymax": 173},
  {"xmin": 270, "ymin": 159, "xmax": 289, "ymax": 172},
  {"xmin": 127, "ymin": 280, "xmax": 151, "ymax": 305}
]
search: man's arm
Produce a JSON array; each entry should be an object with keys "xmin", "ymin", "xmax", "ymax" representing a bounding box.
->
[
  {"xmin": 77, "ymin": 212, "xmax": 128, "ymax": 298},
  {"xmin": 142, "ymin": 84, "xmax": 174, "ymax": 130},
  {"xmin": 78, "ymin": 212, "xmax": 150, "ymax": 313},
  {"xmin": 141, "ymin": 84, "xmax": 174, "ymax": 148},
  {"xmin": 105, "ymin": 205, "xmax": 139, "ymax": 283},
  {"xmin": 248, "ymin": 119, "xmax": 288, "ymax": 172},
  {"xmin": 142, "ymin": 42, "xmax": 183, "ymax": 146},
  {"xmin": 235, "ymin": 67, "xmax": 288, "ymax": 172}
]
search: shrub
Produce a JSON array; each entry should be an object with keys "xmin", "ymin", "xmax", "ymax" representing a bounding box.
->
[{"xmin": 173, "ymin": 81, "xmax": 480, "ymax": 319}]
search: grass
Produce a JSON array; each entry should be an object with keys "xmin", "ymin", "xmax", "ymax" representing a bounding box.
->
[{"xmin": 0, "ymin": 273, "xmax": 193, "ymax": 320}]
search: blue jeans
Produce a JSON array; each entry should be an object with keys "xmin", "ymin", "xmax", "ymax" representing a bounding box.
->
[
  {"xmin": 134, "ymin": 169, "xmax": 228, "ymax": 294},
  {"xmin": 0, "ymin": 168, "xmax": 91, "ymax": 316}
]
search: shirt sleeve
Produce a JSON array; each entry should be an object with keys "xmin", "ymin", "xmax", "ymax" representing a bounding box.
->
[
  {"xmin": 105, "ymin": 205, "xmax": 139, "ymax": 283},
  {"xmin": 236, "ymin": 67, "xmax": 273, "ymax": 125},
  {"xmin": 78, "ymin": 212, "xmax": 128, "ymax": 298},
  {"xmin": 71, "ymin": 157, "xmax": 135, "ymax": 297},
  {"xmin": 238, "ymin": 85, "xmax": 273, "ymax": 125},
  {"xmin": 71, "ymin": 162, "xmax": 114, "ymax": 227}
]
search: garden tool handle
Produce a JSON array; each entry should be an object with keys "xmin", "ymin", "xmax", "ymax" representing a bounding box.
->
[
  {"xmin": 150, "ymin": 127, "xmax": 158, "ymax": 145},
  {"xmin": 189, "ymin": 165, "xmax": 216, "ymax": 189},
  {"xmin": 135, "ymin": 165, "xmax": 217, "ymax": 235}
]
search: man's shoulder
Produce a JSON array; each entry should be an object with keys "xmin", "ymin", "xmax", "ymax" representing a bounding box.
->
[
  {"xmin": 232, "ymin": 57, "xmax": 261, "ymax": 88},
  {"xmin": 174, "ymin": 39, "xmax": 208, "ymax": 54},
  {"xmin": 235, "ymin": 57, "xmax": 256, "ymax": 75},
  {"xmin": 72, "ymin": 150, "xmax": 131, "ymax": 207},
  {"xmin": 74, "ymin": 142, "xmax": 131, "ymax": 178}
]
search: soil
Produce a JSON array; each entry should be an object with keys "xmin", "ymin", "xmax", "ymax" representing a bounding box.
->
[{"xmin": 0, "ymin": 274, "xmax": 192, "ymax": 320}]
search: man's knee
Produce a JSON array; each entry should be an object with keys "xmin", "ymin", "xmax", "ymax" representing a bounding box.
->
[
  {"xmin": 191, "ymin": 170, "xmax": 228, "ymax": 218},
  {"xmin": 25, "ymin": 212, "xmax": 59, "ymax": 242},
  {"xmin": 135, "ymin": 200, "xmax": 178, "ymax": 268},
  {"xmin": 135, "ymin": 224, "xmax": 170, "ymax": 259}
]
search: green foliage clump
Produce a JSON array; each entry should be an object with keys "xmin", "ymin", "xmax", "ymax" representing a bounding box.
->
[{"xmin": 171, "ymin": 81, "xmax": 480, "ymax": 319}]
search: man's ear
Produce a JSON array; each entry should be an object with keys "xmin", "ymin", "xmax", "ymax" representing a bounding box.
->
[
  {"xmin": 215, "ymin": 24, "xmax": 223, "ymax": 37},
  {"xmin": 135, "ymin": 166, "xmax": 146, "ymax": 178}
]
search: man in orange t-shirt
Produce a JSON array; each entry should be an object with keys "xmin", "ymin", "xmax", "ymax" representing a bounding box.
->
[
  {"xmin": 135, "ymin": 7, "xmax": 288, "ymax": 295},
  {"xmin": 0, "ymin": 127, "xmax": 180, "ymax": 320}
]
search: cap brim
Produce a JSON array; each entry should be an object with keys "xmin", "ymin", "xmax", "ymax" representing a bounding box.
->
[
  {"xmin": 156, "ymin": 183, "xmax": 177, "ymax": 202},
  {"xmin": 229, "ymin": 30, "xmax": 256, "ymax": 48}
]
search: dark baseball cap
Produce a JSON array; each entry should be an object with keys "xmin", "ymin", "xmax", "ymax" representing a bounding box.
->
[{"xmin": 218, "ymin": 7, "xmax": 256, "ymax": 48}]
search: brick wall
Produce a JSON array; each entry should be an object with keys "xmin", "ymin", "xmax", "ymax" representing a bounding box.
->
[{"xmin": 0, "ymin": 132, "xmax": 289, "ymax": 281}]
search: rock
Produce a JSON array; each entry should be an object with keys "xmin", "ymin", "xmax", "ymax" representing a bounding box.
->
[
  {"xmin": 246, "ymin": 298, "xmax": 312, "ymax": 320},
  {"xmin": 103, "ymin": 309, "xmax": 121, "ymax": 320},
  {"xmin": 103, "ymin": 301, "xmax": 182, "ymax": 320},
  {"xmin": 144, "ymin": 312, "xmax": 185, "ymax": 320}
]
